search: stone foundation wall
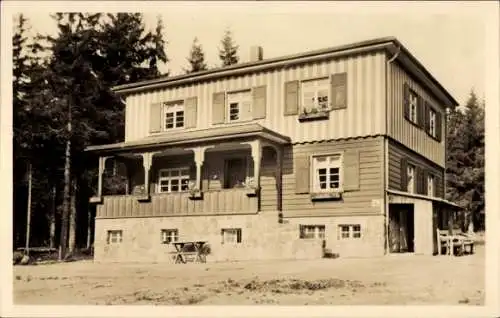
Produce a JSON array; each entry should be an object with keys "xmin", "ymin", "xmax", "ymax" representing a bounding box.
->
[
  {"xmin": 94, "ymin": 212, "xmax": 324, "ymax": 263},
  {"xmin": 283, "ymin": 215, "xmax": 386, "ymax": 257}
]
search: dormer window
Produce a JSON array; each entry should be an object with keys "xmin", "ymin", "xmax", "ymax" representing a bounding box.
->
[{"xmin": 163, "ymin": 101, "xmax": 184, "ymax": 130}]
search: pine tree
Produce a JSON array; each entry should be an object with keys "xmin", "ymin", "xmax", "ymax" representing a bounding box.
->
[
  {"xmin": 218, "ymin": 28, "xmax": 239, "ymax": 67},
  {"xmin": 185, "ymin": 37, "xmax": 208, "ymax": 74}
]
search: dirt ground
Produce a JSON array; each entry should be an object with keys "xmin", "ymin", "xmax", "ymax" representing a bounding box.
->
[{"xmin": 13, "ymin": 245, "xmax": 484, "ymax": 305}]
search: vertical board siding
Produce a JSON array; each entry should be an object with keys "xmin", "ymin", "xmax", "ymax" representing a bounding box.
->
[
  {"xmin": 388, "ymin": 139, "xmax": 444, "ymax": 198},
  {"xmin": 282, "ymin": 137, "xmax": 384, "ymax": 218},
  {"xmin": 97, "ymin": 189, "xmax": 258, "ymax": 218},
  {"xmin": 124, "ymin": 52, "xmax": 386, "ymax": 144},
  {"xmin": 387, "ymin": 61, "xmax": 445, "ymax": 166}
]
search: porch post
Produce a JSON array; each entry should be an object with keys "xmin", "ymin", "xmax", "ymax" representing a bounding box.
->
[
  {"xmin": 97, "ymin": 156, "xmax": 109, "ymax": 198},
  {"xmin": 141, "ymin": 152, "xmax": 153, "ymax": 196},
  {"xmin": 247, "ymin": 140, "xmax": 262, "ymax": 189},
  {"xmin": 186, "ymin": 146, "xmax": 214, "ymax": 191},
  {"xmin": 276, "ymin": 147, "xmax": 283, "ymax": 212}
]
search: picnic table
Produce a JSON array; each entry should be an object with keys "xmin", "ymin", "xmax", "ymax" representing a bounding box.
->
[{"xmin": 172, "ymin": 241, "xmax": 207, "ymax": 264}]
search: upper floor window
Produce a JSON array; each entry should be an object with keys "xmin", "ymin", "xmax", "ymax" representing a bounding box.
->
[
  {"xmin": 163, "ymin": 101, "xmax": 184, "ymax": 130},
  {"xmin": 227, "ymin": 90, "xmax": 251, "ymax": 122},
  {"xmin": 312, "ymin": 154, "xmax": 342, "ymax": 193},
  {"xmin": 299, "ymin": 225, "xmax": 325, "ymax": 239},
  {"xmin": 407, "ymin": 164, "xmax": 415, "ymax": 194},
  {"xmin": 158, "ymin": 167, "xmax": 190, "ymax": 193},
  {"xmin": 301, "ymin": 77, "xmax": 329, "ymax": 112},
  {"xmin": 427, "ymin": 174, "xmax": 435, "ymax": 197},
  {"xmin": 428, "ymin": 108, "xmax": 437, "ymax": 138},
  {"xmin": 408, "ymin": 90, "xmax": 418, "ymax": 124}
]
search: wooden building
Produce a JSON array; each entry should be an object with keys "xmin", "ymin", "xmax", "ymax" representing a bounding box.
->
[{"xmin": 86, "ymin": 37, "xmax": 460, "ymax": 262}]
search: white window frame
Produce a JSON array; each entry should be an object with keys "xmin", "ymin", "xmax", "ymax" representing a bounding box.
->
[
  {"xmin": 226, "ymin": 90, "xmax": 251, "ymax": 123},
  {"xmin": 221, "ymin": 228, "xmax": 242, "ymax": 244},
  {"xmin": 157, "ymin": 167, "xmax": 190, "ymax": 193},
  {"xmin": 338, "ymin": 224, "xmax": 361, "ymax": 239},
  {"xmin": 301, "ymin": 77, "xmax": 330, "ymax": 111},
  {"xmin": 408, "ymin": 90, "xmax": 418, "ymax": 124},
  {"xmin": 428, "ymin": 108, "xmax": 437, "ymax": 137},
  {"xmin": 161, "ymin": 229, "xmax": 179, "ymax": 244},
  {"xmin": 312, "ymin": 154, "xmax": 343, "ymax": 193},
  {"xmin": 163, "ymin": 101, "xmax": 185, "ymax": 131},
  {"xmin": 107, "ymin": 230, "xmax": 123, "ymax": 244},
  {"xmin": 407, "ymin": 164, "xmax": 415, "ymax": 194},
  {"xmin": 299, "ymin": 225, "xmax": 326, "ymax": 239},
  {"xmin": 427, "ymin": 174, "xmax": 435, "ymax": 197}
]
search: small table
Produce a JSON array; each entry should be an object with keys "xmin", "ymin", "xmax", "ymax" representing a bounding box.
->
[{"xmin": 172, "ymin": 241, "xmax": 207, "ymax": 264}]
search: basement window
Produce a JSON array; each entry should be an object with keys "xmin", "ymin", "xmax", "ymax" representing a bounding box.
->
[
  {"xmin": 161, "ymin": 229, "xmax": 179, "ymax": 244},
  {"xmin": 107, "ymin": 230, "xmax": 123, "ymax": 244},
  {"xmin": 299, "ymin": 225, "xmax": 325, "ymax": 239},
  {"xmin": 338, "ymin": 224, "xmax": 361, "ymax": 239},
  {"xmin": 221, "ymin": 228, "xmax": 242, "ymax": 244}
]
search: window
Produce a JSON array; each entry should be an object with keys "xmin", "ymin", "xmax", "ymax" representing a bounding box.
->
[
  {"xmin": 312, "ymin": 154, "xmax": 342, "ymax": 193},
  {"xmin": 161, "ymin": 229, "xmax": 179, "ymax": 244},
  {"xmin": 338, "ymin": 224, "xmax": 361, "ymax": 239},
  {"xmin": 107, "ymin": 230, "xmax": 123, "ymax": 244},
  {"xmin": 158, "ymin": 167, "xmax": 190, "ymax": 193},
  {"xmin": 227, "ymin": 90, "xmax": 251, "ymax": 122},
  {"xmin": 407, "ymin": 164, "xmax": 415, "ymax": 194},
  {"xmin": 408, "ymin": 90, "xmax": 418, "ymax": 124},
  {"xmin": 221, "ymin": 228, "xmax": 242, "ymax": 244},
  {"xmin": 163, "ymin": 101, "xmax": 184, "ymax": 130},
  {"xmin": 428, "ymin": 108, "xmax": 437, "ymax": 137},
  {"xmin": 299, "ymin": 225, "xmax": 325, "ymax": 239},
  {"xmin": 301, "ymin": 77, "xmax": 330, "ymax": 111},
  {"xmin": 427, "ymin": 174, "xmax": 435, "ymax": 197}
]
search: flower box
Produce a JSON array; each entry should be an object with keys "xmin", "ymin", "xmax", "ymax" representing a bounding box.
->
[
  {"xmin": 311, "ymin": 191, "xmax": 342, "ymax": 201},
  {"xmin": 298, "ymin": 110, "xmax": 329, "ymax": 122}
]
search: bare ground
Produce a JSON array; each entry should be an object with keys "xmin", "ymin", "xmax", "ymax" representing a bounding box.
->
[{"xmin": 13, "ymin": 245, "xmax": 484, "ymax": 305}]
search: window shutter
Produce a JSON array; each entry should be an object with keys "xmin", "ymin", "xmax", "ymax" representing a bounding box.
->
[
  {"xmin": 417, "ymin": 96, "xmax": 425, "ymax": 128},
  {"xmin": 331, "ymin": 72, "xmax": 347, "ymax": 110},
  {"xmin": 252, "ymin": 85, "xmax": 267, "ymax": 119},
  {"xmin": 400, "ymin": 157, "xmax": 408, "ymax": 191},
  {"xmin": 294, "ymin": 155, "xmax": 310, "ymax": 194},
  {"xmin": 424, "ymin": 101, "xmax": 430, "ymax": 134},
  {"xmin": 343, "ymin": 149, "xmax": 360, "ymax": 191},
  {"xmin": 403, "ymin": 83, "xmax": 410, "ymax": 120},
  {"xmin": 436, "ymin": 111, "xmax": 443, "ymax": 142},
  {"xmin": 184, "ymin": 97, "xmax": 197, "ymax": 128},
  {"xmin": 284, "ymin": 80, "xmax": 299, "ymax": 116},
  {"xmin": 212, "ymin": 92, "xmax": 226, "ymax": 124},
  {"xmin": 423, "ymin": 170, "xmax": 429, "ymax": 195},
  {"xmin": 149, "ymin": 102, "xmax": 162, "ymax": 133}
]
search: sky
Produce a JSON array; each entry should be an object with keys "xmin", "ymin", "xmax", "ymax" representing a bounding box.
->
[{"xmin": 14, "ymin": 1, "xmax": 491, "ymax": 106}]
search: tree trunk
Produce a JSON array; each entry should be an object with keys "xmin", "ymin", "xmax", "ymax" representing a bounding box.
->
[
  {"xmin": 25, "ymin": 162, "xmax": 32, "ymax": 256},
  {"xmin": 68, "ymin": 178, "xmax": 77, "ymax": 254},
  {"xmin": 59, "ymin": 96, "xmax": 72, "ymax": 260},
  {"xmin": 49, "ymin": 184, "xmax": 56, "ymax": 249}
]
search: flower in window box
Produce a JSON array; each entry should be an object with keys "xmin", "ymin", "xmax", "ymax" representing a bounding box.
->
[
  {"xmin": 188, "ymin": 182, "xmax": 202, "ymax": 199},
  {"xmin": 244, "ymin": 177, "xmax": 259, "ymax": 197}
]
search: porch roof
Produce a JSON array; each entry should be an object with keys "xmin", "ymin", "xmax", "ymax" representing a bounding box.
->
[
  {"xmin": 387, "ymin": 189, "xmax": 463, "ymax": 210},
  {"xmin": 85, "ymin": 123, "xmax": 291, "ymax": 155}
]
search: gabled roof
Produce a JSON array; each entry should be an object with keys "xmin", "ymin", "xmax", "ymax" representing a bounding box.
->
[{"xmin": 112, "ymin": 37, "xmax": 458, "ymax": 107}]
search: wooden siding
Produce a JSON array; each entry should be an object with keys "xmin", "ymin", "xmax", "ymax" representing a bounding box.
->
[
  {"xmin": 96, "ymin": 189, "xmax": 258, "ymax": 218},
  {"xmin": 387, "ymin": 60, "xmax": 446, "ymax": 166},
  {"xmin": 282, "ymin": 137, "xmax": 384, "ymax": 218},
  {"xmin": 124, "ymin": 52, "xmax": 386, "ymax": 143},
  {"xmin": 388, "ymin": 139, "xmax": 444, "ymax": 198}
]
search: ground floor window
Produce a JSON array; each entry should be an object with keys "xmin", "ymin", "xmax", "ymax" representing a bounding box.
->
[
  {"xmin": 157, "ymin": 167, "xmax": 190, "ymax": 193},
  {"xmin": 299, "ymin": 225, "xmax": 326, "ymax": 239},
  {"xmin": 107, "ymin": 230, "xmax": 123, "ymax": 244},
  {"xmin": 161, "ymin": 229, "xmax": 179, "ymax": 244},
  {"xmin": 338, "ymin": 224, "xmax": 361, "ymax": 239},
  {"xmin": 221, "ymin": 228, "xmax": 242, "ymax": 244}
]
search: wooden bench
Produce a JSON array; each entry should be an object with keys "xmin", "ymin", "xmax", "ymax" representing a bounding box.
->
[{"xmin": 436, "ymin": 229, "xmax": 463, "ymax": 256}]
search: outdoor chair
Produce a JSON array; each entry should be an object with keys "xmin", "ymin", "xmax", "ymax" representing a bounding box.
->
[{"xmin": 436, "ymin": 229, "xmax": 463, "ymax": 256}]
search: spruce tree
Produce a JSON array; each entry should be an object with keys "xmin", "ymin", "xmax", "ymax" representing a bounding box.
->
[
  {"xmin": 218, "ymin": 28, "xmax": 239, "ymax": 67},
  {"xmin": 185, "ymin": 37, "xmax": 208, "ymax": 73}
]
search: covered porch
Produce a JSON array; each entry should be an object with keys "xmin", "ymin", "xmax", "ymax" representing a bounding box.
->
[{"xmin": 85, "ymin": 124, "xmax": 290, "ymax": 218}]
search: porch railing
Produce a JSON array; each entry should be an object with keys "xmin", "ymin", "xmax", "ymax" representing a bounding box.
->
[{"xmin": 96, "ymin": 188, "xmax": 258, "ymax": 218}]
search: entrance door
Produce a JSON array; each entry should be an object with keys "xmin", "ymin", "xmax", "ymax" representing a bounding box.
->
[
  {"xmin": 224, "ymin": 158, "xmax": 247, "ymax": 188},
  {"xmin": 388, "ymin": 204, "xmax": 415, "ymax": 253}
]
